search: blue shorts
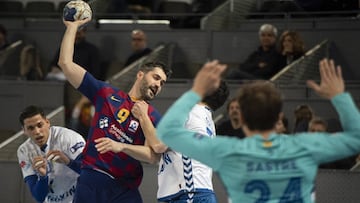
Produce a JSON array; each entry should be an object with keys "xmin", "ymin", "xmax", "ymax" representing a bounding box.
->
[
  {"xmin": 160, "ymin": 190, "xmax": 217, "ymax": 203},
  {"xmin": 73, "ymin": 169, "xmax": 142, "ymax": 203}
]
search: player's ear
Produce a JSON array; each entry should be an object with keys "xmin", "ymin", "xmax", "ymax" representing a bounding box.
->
[{"xmin": 137, "ymin": 71, "xmax": 144, "ymax": 79}]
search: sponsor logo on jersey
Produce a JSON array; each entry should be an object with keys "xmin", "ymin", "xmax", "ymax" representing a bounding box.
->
[
  {"xmin": 19, "ymin": 160, "xmax": 26, "ymax": 168},
  {"xmin": 110, "ymin": 95, "xmax": 123, "ymax": 103},
  {"xmin": 47, "ymin": 184, "xmax": 76, "ymax": 202},
  {"xmin": 70, "ymin": 142, "xmax": 85, "ymax": 153},
  {"xmin": 99, "ymin": 117, "xmax": 109, "ymax": 129},
  {"xmin": 128, "ymin": 120, "xmax": 139, "ymax": 132},
  {"xmin": 109, "ymin": 124, "xmax": 133, "ymax": 143}
]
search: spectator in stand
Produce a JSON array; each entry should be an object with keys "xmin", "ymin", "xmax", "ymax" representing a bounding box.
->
[
  {"xmin": 275, "ymin": 112, "xmax": 289, "ymax": 134},
  {"xmin": 19, "ymin": 45, "xmax": 44, "ymax": 80},
  {"xmin": 278, "ymin": 30, "xmax": 306, "ymax": 70},
  {"xmin": 216, "ymin": 97, "xmax": 245, "ymax": 139},
  {"xmin": 0, "ymin": 24, "xmax": 43, "ymax": 80},
  {"xmin": 308, "ymin": 117, "xmax": 327, "ymax": 133},
  {"xmin": 226, "ymin": 24, "xmax": 281, "ymax": 80},
  {"xmin": 124, "ymin": 29, "xmax": 152, "ymax": 67},
  {"xmin": 293, "ymin": 104, "xmax": 314, "ymax": 133}
]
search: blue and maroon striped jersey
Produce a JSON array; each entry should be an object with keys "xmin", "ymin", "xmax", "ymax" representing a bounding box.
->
[{"xmin": 78, "ymin": 72, "xmax": 161, "ymax": 189}]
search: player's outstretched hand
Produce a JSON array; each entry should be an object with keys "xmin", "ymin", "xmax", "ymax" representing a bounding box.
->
[
  {"xmin": 95, "ymin": 137, "xmax": 125, "ymax": 154},
  {"xmin": 46, "ymin": 150, "xmax": 70, "ymax": 165},
  {"xmin": 191, "ymin": 60, "xmax": 227, "ymax": 98},
  {"xmin": 32, "ymin": 156, "xmax": 47, "ymax": 176},
  {"xmin": 63, "ymin": 17, "xmax": 90, "ymax": 28},
  {"xmin": 307, "ymin": 58, "xmax": 344, "ymax": 99}
]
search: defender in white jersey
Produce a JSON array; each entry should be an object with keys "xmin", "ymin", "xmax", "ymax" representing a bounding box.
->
[
  {"xmin": 158, "ymin": 81, "xmax": 229, "ymax": 203},
  {"xmin": 17, "ymin": 105, "xmax": 85, "ymax": 203},
  {"xmin": 157, "ymin": 59, "xmax": 360, "ymax": 202}
]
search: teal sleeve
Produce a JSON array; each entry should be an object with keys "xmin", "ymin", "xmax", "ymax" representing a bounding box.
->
[
  {"xmin": 331, "ymin": 92, "xmax": 360, "ymax": 132},
  {"xmin": 157, "ymin": 90, "xmax": 224, "ymax": 170},
  {"xmin": 303, "ymin": 92, "xmax": 360, "ymax": 163}
]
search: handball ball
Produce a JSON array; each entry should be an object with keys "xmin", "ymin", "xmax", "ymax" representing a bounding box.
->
[{"xmin": 63, "ymin": 0, "xmax": 92, "ymax": 21}]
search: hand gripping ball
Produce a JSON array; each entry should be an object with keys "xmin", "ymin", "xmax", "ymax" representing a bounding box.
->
[{"xmin": 63, "ymin": 0, "xmax": 92, "ymax": 21}]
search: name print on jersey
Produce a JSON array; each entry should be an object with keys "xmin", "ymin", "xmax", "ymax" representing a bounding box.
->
[{"xmin": 247, "ymin": 160, "xmax": 298, "ymax": 172}]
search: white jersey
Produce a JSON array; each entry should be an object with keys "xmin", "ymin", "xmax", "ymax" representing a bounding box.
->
[
  {"xmin": 157, "ymin": 104, "xmax": 215, "ymax": 201},
  {"xmin": 17, "ymin": 126, "xmax": 85, "ymax": 203}
]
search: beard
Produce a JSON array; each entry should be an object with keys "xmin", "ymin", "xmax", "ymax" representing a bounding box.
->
[{"xmin": 139, "ymin": 78, "xmax": 157, "ymax": 101}]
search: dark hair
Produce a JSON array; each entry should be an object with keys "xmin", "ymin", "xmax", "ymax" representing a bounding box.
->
[
  {"xmin": 139, "ymin": 61, "xmax": 172, "ymax": 79},
  {"xmin": 294, "ymin": 104, "xmax": 313, "ymax": 127},
  {"xmin": 19, "ymin": 105, "xmax": 46, "ymax": 126},
  {"xmin": 203, "ymin": 80, "xmax": 229, "ymax": 111},
  {"xmin": 279, "ymin": 30, "xmax": 305, "ymax": 55},
  {"xmin": 237, "ymin": 81, "xmax": 282, "ymax": 131},
  {"xmin": 226, "ymin": 97, "xmax": 238, "ymax": 112}
]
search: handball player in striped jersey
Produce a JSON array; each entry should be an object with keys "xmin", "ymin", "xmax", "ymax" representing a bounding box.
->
[{"xmin": 58, "ymin": 18, "xmax": 171, "ymax": 203}]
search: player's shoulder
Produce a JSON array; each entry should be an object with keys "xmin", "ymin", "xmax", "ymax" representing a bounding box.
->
[
  {"xmin": 50, "ymin": 126, "xmax": 83, "ymax": 139},
  {"xmin": 17, "ymin": 138, "xmax": 33, "ymax": 154}
]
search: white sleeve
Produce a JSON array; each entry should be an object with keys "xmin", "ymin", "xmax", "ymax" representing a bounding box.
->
[
  {"xmin": 17, "ymin": 143, "xmax": 37, "ymax": 178},
  {"xmin": 52, "ymin": 126, "xmax": 86, "ymax": 160}
]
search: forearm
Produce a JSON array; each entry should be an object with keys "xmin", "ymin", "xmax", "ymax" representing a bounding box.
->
[
  {"xmin": 25, "ymin": 175, "xmax": 49, "ymax": 202},
  {"xmin": 122, "ymin": 143, "xmax": 159, "ymax": 164},
  {"xmin": 67, "ymin": 154, "xmax": 82, "ymax": 174},
  {"xmin": 57, "ymin": 25, "xmax": 86, "ymax": 88},
  {"xmin": 138, "ymin": 115, "xmax": 167, "ymax": 153},
  {"xmin": 332, "ymin": 93, "xmax": 360, "ymax": 132}
]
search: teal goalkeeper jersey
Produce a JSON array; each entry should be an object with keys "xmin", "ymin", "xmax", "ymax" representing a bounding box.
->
[{"xmin": 157, "ymin": 91, "xmax": 360, "ymax": 203}]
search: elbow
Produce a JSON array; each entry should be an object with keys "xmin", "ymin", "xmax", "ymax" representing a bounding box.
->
[
  {"xmin": 152, "ymin": 144, "xmax": 168, "ymax": 154},
  {"xmin": 57, "ymin": 60, "xmax": 65, "ymax": 70},
  {"xmin": 57, "ymin": 59, "xmax": 71, "ymax": 71}
]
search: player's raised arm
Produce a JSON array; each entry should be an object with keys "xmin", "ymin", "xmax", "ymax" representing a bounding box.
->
[
  {"xmin": 57, "ymin": 18, "xmax": 90, "ymax": 88},
  {"xmin": 307, "ymin": 59, "xmax": 357, "ymax": 132},
  {"xmin": 307, "ymin": 59, "xmax": 344, "ymax": 99}
]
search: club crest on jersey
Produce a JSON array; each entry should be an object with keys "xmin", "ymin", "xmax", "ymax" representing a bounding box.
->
[
  {"xmin": 99, "ymin": 117, "xmax": 109, "ymax": 129},
  {"xmin": 128, "ymin": 120, "xmax": 139, "ymax": 132},
  {"xmin": 263, "ymin": 141, "xmax": 273, "ymax": 148},
  {"xmin": 70, "ymin": 142, "xmax": 85, "ymax": 153}
]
